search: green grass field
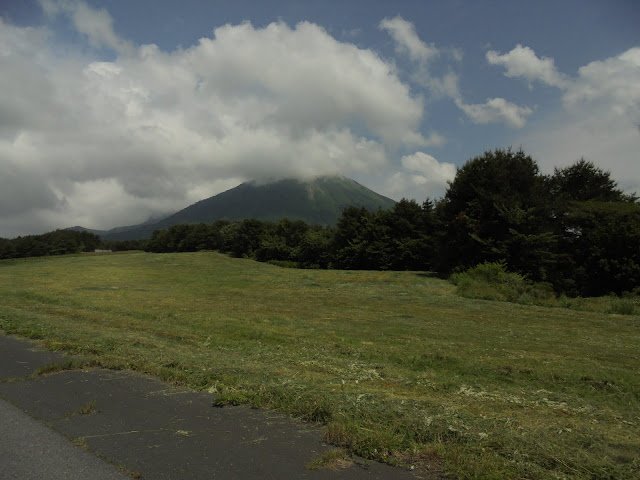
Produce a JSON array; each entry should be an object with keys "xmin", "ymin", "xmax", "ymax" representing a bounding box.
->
[{"xmin": 0, "ymin": 251, "xmax": 638, "ymax": 479}]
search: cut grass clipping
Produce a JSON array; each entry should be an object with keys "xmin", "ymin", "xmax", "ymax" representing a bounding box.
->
[
  {"xmin": 306, "ymin": 448, "xmax": 353, "ymax": 471},
  {"xmin": 0, "ymin": 252, "xmax": 638, "ymax": 479}
]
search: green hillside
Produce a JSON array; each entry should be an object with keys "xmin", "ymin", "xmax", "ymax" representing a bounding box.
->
[{"xmin": 103, "ymin": 176, "xmax": 395, "ymax": 240}]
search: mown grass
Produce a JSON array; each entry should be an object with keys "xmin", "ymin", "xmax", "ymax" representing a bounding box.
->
[{"xmin": 0, "ymin": 251, "xmax": 638, "ymax": 479}]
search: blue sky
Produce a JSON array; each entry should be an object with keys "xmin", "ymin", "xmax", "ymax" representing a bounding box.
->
[{"xmin": 1, "ymin": 0, "xmax": 639, "ymax": 236}]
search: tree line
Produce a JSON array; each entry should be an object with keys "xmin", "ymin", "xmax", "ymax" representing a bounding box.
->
[
  {"xmin": 0, "ymin": 229, "xmax": 102, "ymax": 259},
  {"xmin": 145, "ymin": 150, "xmax": 640, "ymax": 297},
  {"xmin": 0, "ymin": 230, "xmax": 145, "ymax": 259},
  {"xmin": 3, "ymin": 149, "xmax": 638, "ymax": 297}
]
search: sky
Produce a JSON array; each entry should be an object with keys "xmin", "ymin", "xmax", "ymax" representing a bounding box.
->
[{"xmin": 1, "ymin": 0, "xmax": 639, "ymax": 237}]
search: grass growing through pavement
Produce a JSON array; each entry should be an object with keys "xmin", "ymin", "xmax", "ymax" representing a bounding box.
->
[{"xmin": 0, "ymin": 251, "xmax": 638, "ymax": 478}]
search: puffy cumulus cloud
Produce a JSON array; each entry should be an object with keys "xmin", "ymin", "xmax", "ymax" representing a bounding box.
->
[
  {"xmin": 379, "ymin": 16, "xmax": 439, "ymax": 65},
  {"xmin": 383, "ymin": 152, "xmax": 456, "ymax": 201},
  {"xmin": 456, "ymin": 97, "xmax": 533, "ymax": 129},
  {"xmin": 0, "ymin": 20, "xmax": 66, "ymax": 139},
  {"xmin": 521, "ymin": 111, "xmax": 640, "ymax": 195},
  {"xmin": 488, "ymin": 39, "xmax": 636, "ymax": 182},
  {"xmin": 427, "ymin": 71, "xmax": 533, "ymax": 128},
  {"xmin": 379, "ymin": 18, "xmax": 533, "ymax": 129},
  {"xmin": 0, "ymin": 4, "xmax": 428, "ymax": 237},
  {"xmin": 517, "ymin": 47, "xmax": 640, "ymax": 195},
  {"xmin": 401, "ymin": 152, "xmax": 456, "ymax": 183},
  {"xmin": 422, "ymin": 131, "xmax": 447, "ymax": 148},
  {"xmin": 428, "ymin": 72, "xmax": 460, "ymax": 100},
  {"xmin": 563, "ymin": 47, "xmax": 640, "ymax": 118},
  {"xmin": 185, "ymin": 20, "xmax": 427, "ymax": 147},
  {"xmin": 40, "ymin": 0, "xmax": 132, "ymax": 54},
  {"xmin": 487, "ymin": 44, "xmax": 569, "ymax": 88}
]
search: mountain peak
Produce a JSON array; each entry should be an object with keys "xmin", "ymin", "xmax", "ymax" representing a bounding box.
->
[{"xmin": 102, "ymin": 176, "xmax": 395, "ymax": 241}]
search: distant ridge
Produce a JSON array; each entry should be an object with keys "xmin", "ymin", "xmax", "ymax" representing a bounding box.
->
[
  {"xmin": 96, "ymin": 176, "xmax": 395, "ymax": 241},
  {"xmin": 66, "ymin": 226, "xmax": 107, "ymax": 236}
]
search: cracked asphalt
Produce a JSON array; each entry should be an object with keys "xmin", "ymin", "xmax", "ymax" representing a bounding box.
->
[{"xmin": 0, "ymin": 335, "xmax": 424, "ymax": 479}]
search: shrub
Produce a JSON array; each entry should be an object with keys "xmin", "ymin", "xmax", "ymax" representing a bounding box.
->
[
  {"xmin": 266, "ymin": 260, "xmax": 300, "ymax": 269},
  {"xmin": 606, "ymin": 297, "xmax": 637, "ymax": 316},
  {"xmin": 451, "ymin": 261, "xmax": 555, "ymax": 305},
  {"xmin": 557, "ymin": 294, "xmax": 584, "ymax": 310}
]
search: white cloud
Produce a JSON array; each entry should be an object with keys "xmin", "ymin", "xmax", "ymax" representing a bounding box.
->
[
  {"xmin": 383, "ymin": 152, "xmax": 456, "ymax": 201},
  {"xmin": 401, "ymin": 152, "xmax": 456, "ymax": 182},
  {"xmin": 429, "ymin": 72, "xmax": 533, "ymax": 128},
  {"xmin": 517, "ymin": 47, "xmax": 640, "ymax": 195},
  {"xmin": 0, "ymin": 11, "xmax": 428, "ymax": 236},
  {"xmin": 521, "ymin": 111, "xmax": 640, "ymax": 195},
  {"xmin": 38, "ymin": 0, "xmax": 66, "ymax": 16},
  {"xmin": 457, "ymin": 97, "xmax": 533, "ymax": 129},
  {"xmin": 428, "ymin": 72, "xmax": 460, "ymax": 100},
  {"xmin": 379, "ymin": 16, "xmax": 438, "ymax": 65},
  {"xmin": 563, "ymin": 47, "xmax": 640, "ymax": 116},
  {"xmin": 378, "ymin": 17, "xmax": 533, "ymax": 129},
  {"xmin": 486, "ymin": 44, "xmax": 569, "ymax": 88},
  {"xmin": 422, "ymin": 131, "xmax": 447, "ymax": 147},
  {"xmin": 71, "ymin": 2, "xmax": 132, "ymax": 53},
  {"xmin": 40, "ymin": 0, "xmax": 132, "ymax": 54}
]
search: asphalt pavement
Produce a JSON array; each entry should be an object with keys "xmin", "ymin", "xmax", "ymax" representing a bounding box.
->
[
  {"xmin": 0, "ymin": 335, "xmax": 426, "ymax": 479},
  {"xmin": 0, "ymin": 399, "xmax": 128, "ymax": 480}
]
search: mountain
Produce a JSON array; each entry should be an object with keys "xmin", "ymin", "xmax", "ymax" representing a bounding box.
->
[
  {"xmin": 100, "ymin": 176, "xmax": 396, "ymax": 240},
  {"xmin": 66, "ymin": 226, "xmax": 107, "ymax": 236},
  {"xmin": 66, "ymin": 214, "xmax": 169, "ymax": 239}
]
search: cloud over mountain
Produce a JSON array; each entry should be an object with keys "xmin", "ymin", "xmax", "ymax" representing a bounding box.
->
[
  {"xmin": 0, "ymin": 2, "xmax": 637, "ymax": 238},
  {"xmin": 0, "ymin": 2, "xmax": 439, "ymax": 236}
]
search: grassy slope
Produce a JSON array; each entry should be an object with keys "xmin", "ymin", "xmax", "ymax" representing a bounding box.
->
[{"xmin": 0, "ymin": 252, "xmax": 638, "ymax": 479}]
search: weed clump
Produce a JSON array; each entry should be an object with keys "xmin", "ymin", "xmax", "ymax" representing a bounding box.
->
[
  {"xmin": 606, "ymin": 297, "xmax": 638, "ymax": 316},
  {"xmin": 305, "ymin": 448, "xmax": 353, "ymax": 471},
  {"xmin": 450, "ymin": 261, "xmax": 554, "ymax": 305}
]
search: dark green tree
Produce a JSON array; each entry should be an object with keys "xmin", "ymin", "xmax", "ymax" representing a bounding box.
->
[
  {"xmin": 296, "ymin": 226, "xmax": 334, "ymax": 268},
  {"xmin": 0, "ymin": 230, "xmax": 101, "ymax": 258},
  {"xmin": 549, "ymin": 159, "xmax": 633, "ymax": 203},
  {"xmin": 222, "ymin": 219, "xmax": 266, "ymax": 258},
  {"xmin": 548, "ymin": 159, "xmax": 640, "ymax": 295},
  {"xmin": 331, "ymin": 206, "xmax": 393, "ymax": 270},
  {"xmin": 386, "ymin": 199, "xmax": 436, "ymax": 270},
  {"xmin": 438, "ymin": 149, "xmax": 556, "ymax": 280}
]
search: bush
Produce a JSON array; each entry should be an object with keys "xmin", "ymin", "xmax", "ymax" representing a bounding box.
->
[
  {"xmin": 451, "ymin": 261, "xmax": 555, "ymax": 305},
  {"xmin": 606, "ymin": 297, "xmax": 638, "ymax": 316},
  {"xmin": 557, "ymin": 294, "xmax": 584, "ymax": 310},
  {"xmin": 266, "ymin": 260, "xmax": 300, "ymax": 269}
]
